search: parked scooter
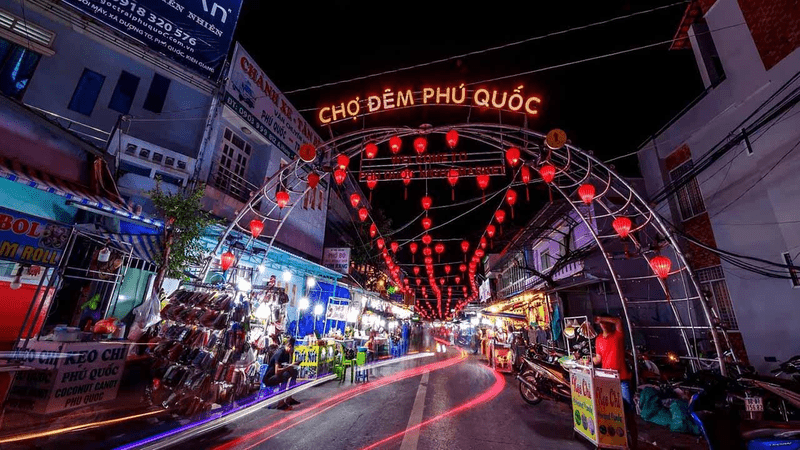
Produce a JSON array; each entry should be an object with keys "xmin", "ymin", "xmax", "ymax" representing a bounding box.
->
[
  {"xmin": 689, "ymin": 372, "xmax": 800, "ymax": 450},
  {"xmin": 517, "ymin": 341, "xmax": 589, "ymax": 405}
]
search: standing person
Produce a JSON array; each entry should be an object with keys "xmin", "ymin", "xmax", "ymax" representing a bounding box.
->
[
  {"xmin": 263, "ymin": 337, "xmax": 299, "ymax": 410},
  {"xmin": 366, "ymin": 333, "xmax": 375, "ymax": 363},
  {"xmin": 593, "ymin": 316, "xmax": 638, "ymax": 449}
]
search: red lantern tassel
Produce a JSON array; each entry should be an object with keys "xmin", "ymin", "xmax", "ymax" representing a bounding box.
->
[
  {"xmin": 525, "ymin": 186, "xmax": 530, "ymax": 202},
  {"xmin": 451, "ymin": 188, "xmax": 455, "ymax": 202},
  {"xmin": 511, "ymin": 206, "xmax": 515, "ymax": 219},
  {"xmin": 369, "ymin": 191, "xmax": 373, "ymax": 203},
  {"xmin": 404, "ymin": 187, "xmax": 408, "ymax": 200}
]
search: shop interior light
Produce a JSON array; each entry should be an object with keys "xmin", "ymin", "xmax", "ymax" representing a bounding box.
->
[
  {"xmin": 9, "ymin": 266, "xmax": 23, "ymax": 290},
  {"xmin": 282, "ymin": 270, "xmax": 292, "ymax": 282},
  {"xmin": 258, "ymin": 263, "xmax": 266, "ymax": 273},
  {"xmin": 471, "ymin": 317, "xmax": 479, "ymax": 326},
  {"xmin": 237, "ymin": 278, "xmax": 252, "ymax": 292},
  {"xmin": 255, "ymin": 302, "xmax": 271, "ymax": 319},
  {"xmin": 347, "ymin": 308, "xmax": 359, "ymax": 323},
  {"xmin": 299, "ymin": 297, "xmax": 310, "ymax": 310},
  {"xmin": 307, "ymin": 277, "xmax": 316, "ymax": 288},
  {"xmin": 314, "ymin": 304, "xmax": 323, "ymax": 316}
]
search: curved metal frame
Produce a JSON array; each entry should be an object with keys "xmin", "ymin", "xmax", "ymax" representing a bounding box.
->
[{"xmin": 206, "ymin": 123, "xmax": 727, "ymax": 379}]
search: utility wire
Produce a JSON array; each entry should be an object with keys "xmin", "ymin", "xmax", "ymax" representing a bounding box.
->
[{"xmin": 283, "ymin": 1, "xmax": 688, "ymax": 94}]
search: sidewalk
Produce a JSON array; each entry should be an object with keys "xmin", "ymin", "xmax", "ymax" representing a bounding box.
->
[{"xmin": 637, "ymin": 418, "xmax": 708, "ymax": 450}]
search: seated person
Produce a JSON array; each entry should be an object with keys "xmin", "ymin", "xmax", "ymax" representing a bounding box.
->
[{"xmin": 262, "ymin": 337, "xmax": 299, "ymax": 410}]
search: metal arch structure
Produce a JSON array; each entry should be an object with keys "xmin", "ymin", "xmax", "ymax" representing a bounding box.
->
[{"xmin": 205, "ymin": 123, "xmax": 728, "ymax": 380}]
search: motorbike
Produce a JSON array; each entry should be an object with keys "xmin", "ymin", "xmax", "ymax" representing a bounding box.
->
[
  {"xmin": 688, "ymin": 374, "xmax": 800, "ymax": 450},
  {"xmin": 737, "ymin": 356, "xmax": 800, "ymax": 422},
  {"xmin": 517, "ymin": 341, "xmax": 589, "ymax": 405}
]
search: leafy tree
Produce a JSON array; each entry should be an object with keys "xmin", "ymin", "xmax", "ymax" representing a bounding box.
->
[{"xmin": 149, "ymin": 180, "xmax": 215, "ymax": 292}]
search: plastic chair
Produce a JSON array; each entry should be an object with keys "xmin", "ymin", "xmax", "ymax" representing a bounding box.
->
[{"xmin": 355, "ymin": 350, "xmax": 369, "ymax": 382}]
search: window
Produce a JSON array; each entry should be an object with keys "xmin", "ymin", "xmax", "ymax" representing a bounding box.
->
[
  {"xmin": 156, "ymin": 171, "xmax": 184, "ymax": 186},
  {"xmin": 696, "ymin": 266, "xmax": 738, "ymax": 330},
  {"xmin": 108, "ymin": 71, "xmax": 140, "ymax": 114},
  {"xmin": 782, "ymin": 252, "xmax": 800, "ymax": 288},
  {"xmin": 68, "ymin": 68, "xmax": 105, "ymax": 116},
  {"xmin": 690, "ymin": 20, "xmax": 725, "ymax": 88},
  {"xmin": 669, "ymin": 160, "xmax": 706, "ymax": 221},
  {"xmin": 540, "ymin": 251, "xmax": 551, "ymax": 271},
  {"xmin": 212, "ymin": 127, "xmax": 252, "ymax": 201},
  {"xmin": 119, "ymin": 160, "xmax": 151, "ymax": 178},
  {"xmin": 143, "ymin": 73, "xmax": 170, "ymax": 113},
  {"xmin": 0, "ymin": 37, "xmax": 40, "ymax": 99}
]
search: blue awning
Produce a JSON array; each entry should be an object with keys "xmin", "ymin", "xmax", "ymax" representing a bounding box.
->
[
  {"xmin": 108, "ymin": 232, "xmax": 163, "ymax": 263},
  {"xmin": 0, "ymin": 157, "xmax": 163, "ymax": 227}
]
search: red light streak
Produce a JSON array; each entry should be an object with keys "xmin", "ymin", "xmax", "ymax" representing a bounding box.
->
[
  {"xmin": 215, "ymin": 352, "xmax": 466, "ymax": 450},
  {"xmin": 360, "ymin": 367, "xmax": 505, "ymax": 450}
]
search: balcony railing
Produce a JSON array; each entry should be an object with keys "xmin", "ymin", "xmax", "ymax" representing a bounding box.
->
[{"xmin": 209, "ymin": 160, "xmax": 257, "ymax": 203}]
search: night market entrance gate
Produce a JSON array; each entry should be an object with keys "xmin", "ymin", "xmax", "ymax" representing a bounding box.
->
[{"xmin": 203, "ymin": 123, "xmax": 732, "ymax": 383}]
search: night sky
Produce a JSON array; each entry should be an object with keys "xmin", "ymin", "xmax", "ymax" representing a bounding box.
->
[{"xmin": 233, "ymin": 0, "xmax": 704, "ymax": 290}]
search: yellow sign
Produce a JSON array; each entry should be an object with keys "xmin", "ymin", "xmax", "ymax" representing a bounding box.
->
[
  {"xmin": 319, "ymin": 85, "xmax": 541, "ymax": 124},
  {"xmin": 594, "ymin": 372, "xmax": 628, "ymax": 447},
  {"xmin": 571, "ymin": 368, "xmax": 597, "ymax": 442}
]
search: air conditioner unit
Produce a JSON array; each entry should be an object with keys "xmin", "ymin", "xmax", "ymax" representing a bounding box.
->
[{"xmin": 125, "ymin": 143, "xmax": 137, "ymax": 155}]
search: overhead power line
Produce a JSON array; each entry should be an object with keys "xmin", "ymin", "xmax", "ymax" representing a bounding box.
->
[{"xmin": 283, "ymin": 2, "xmax": 689, "ymax": 94}]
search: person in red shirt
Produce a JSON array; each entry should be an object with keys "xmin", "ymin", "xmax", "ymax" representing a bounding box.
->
[{"xmin": 593, "ymin": 315, "xmax": 638, "ymax": 449}]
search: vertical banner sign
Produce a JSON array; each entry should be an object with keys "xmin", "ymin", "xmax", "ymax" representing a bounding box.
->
[
  {"xmin": 322, "ymin": 247, "xmax": 351, "ymax": 274},
  {"xmin": 594, "ymin": 371, "xmax": 627, "ymax": 447},
  {"xmin": 325, "ymin": 302, "xmax": 349, "ymax": 322},
  {"xmin": 224, "ymin": 43, "xmax": 323, "ymax": 158},
  {"xmin": 570, "ymin": 367, "xmax": 597, "ymax": 444},
  {"xmin": 60, "ymin": 0, "xmax": 243, "ymax": 79},
  {"xmin": 0, "ymin": 206, "xmax": 69, "ymax": 267}
]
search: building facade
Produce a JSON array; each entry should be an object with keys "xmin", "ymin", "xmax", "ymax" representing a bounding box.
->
[{"xmin": 637, "ymin": 0, "xmax": 800, "ymax": 371}]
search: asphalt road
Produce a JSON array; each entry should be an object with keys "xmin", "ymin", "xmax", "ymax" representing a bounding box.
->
[{"xmin": 170, "ymin": 348, "xmax": 591, "ymax": 450}]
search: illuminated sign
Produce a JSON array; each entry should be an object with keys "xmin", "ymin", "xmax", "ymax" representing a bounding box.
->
[
  {"xmin": 358, "ymin": 148, "xmax": 505, "ymax": 182},
  {"xmin": 319, "ymin": 85, "xmax": 541, "ymax": 124}
]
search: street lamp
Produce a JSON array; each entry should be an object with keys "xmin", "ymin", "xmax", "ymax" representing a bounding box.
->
[
  {"xmin": 237, "ymin": 278, "xmax": 252, "ymax": 292},
  {"xmin": 306, "ymin": 277, "xmax": 316, "ymax": 289},
  {"xmin": 297, "ymin": 297, "xmax": 310, "ymax": 338},
  {"xmin": 314, "ymin": 303, "xmax": 323, "ymax": 335},
  {"xmin": 282, "ymin": 270, "xmax": 292, "ymax": 282}
]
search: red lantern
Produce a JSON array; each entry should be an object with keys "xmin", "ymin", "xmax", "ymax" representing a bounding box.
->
[
  {"xmin": 455, "ymin": 276, "xmax": 461, "ymax": 284},
  {"xmin": 307, "ymin": 172, "xmax": 320, "ymax": 189},
  {"xmin": 540, "ymin": 164, "xmax": 556, "ymax": 184},
  {"xmin": 435, "ymin": 243, "xmax": 444, "ymax": 254},
  {"xmin": 476, "ymin": 174, "xmax": 489, "ymax": 195},
  {"xmin": 369, "ymin": 223, "xmax": 378, "ymax": 238},
  {"xmin": 414, "ymin": 137, "xmax": 427, "ymax": 155},
  {"xmin": 439, "ymin": 278, "xmax": 445, "ymax": 286},
  {"xmin": 475, "ymin": 248, "xmax": 485, "ymax": 258},
  {"xmin": 376, "ymin": 238, "xmax": 385, "ymax": 250},
  {"xmin": 421, "ymin": 195, "xmax": 432, "ymax": 211},
  {"xmin": 276, "ymin": 190, "xmax": 290, "ymax": 209},
  {"xmin": 578, "ymin": 184, "xmax": 596, "ymax": 204},
  {"xmin": 416, "ymin": 278, "xmax": 422, "ymax": 286},
  {"xmin": 447, "ymin": 168, "xmax": 459, "ymax": 201},
  {"xmin": 424, "ymin": 256, "xmax": 433, "ymax": 265},
  {"xmin": 390, "ymin": 241, "xmax": 399, "ymax": 253},
  {"xmin": 336, "ymin": 154, "xmax": 350, "ymax": 170},
  {"xmin": 650, "ymin": 255, "xmax": 672, "ymax": 279},
  {"xmin": 367, "ymin": 175, "xmax": 378, "ymax": 191},
  {"xmin": 364, "ymin": 142, "xmax": 378, "ymax": 159},
  {"xmin": 333, "ymin": 169, "xmax": 346, "ymax": 185},
  {"xmin": 495, "ymin": 209, "xmax": 506, "ymax": 224},
  {"xmin": 358, "ymin": 207, "xmax": 369, "ymax": 222},
  {"xmin": 446, "ymin": 129, "xmax": 459, "ymax": 148},
  {"xmin": 506, "ymin": 189, "xmax": 518, "ymax": 218},
  {"xmin": 410, "ymin": 242, "xmax": 418, "ymax": 254},
  {"xmin": 480, "ymin": 237, "xmax": 487, "ymax": 249},
  {"xmin": 422, "ymin": 234, "xmax": 432, "ymax": 246},
  {"xmin": 521, "ymin": 165, "xmax": 532, "ymax": 201},
  {"xmin": 349, "ymin": 193, "xmax": 361, "ymax": 209},
  {"xmin": 444, "ymin": 265, "xmax": 451, "ymax": 275},
  {"xmin": 461, "ymin": 240, "xmax": 469, "ymax": 254},
  {"xmin": 423, "ymin": 247, "xmax": 432, "ymax": 257},
  {"xmin": 459, "ymin": 264, "xmax": 467, "ymax": 273},
  {"xmin": 505, "ymin": 147, "xmax": 521, "ymax": 167},
  {"xmin": 613, "ymin": 217, "xmax": 632, "ymax": 239},
  {"xmin": 389, "ymin": 136, "xmax": 402, "ymax": 154},
  {"xmin": 413, "ymin": 266, "xmax": 420, "ymax": 275},
  {"xmin": 486, "ymin": 224, "xmax": 496, "ymax": 239},
  {"xmin": 249, "ymin": 219, "xmax": 264, "ymax": 239},
  {"xmin": 220, "ymin": 251, "xmax": 235, "ymax": 271},
  {"xmin": 401, "ymin": 168, "xmax": 412, "ymax": 200},
  {"xmin": 421, "ymin": 217, "xmax": 432, "ymax": 230}
]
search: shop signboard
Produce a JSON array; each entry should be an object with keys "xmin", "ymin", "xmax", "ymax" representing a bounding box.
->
[
  {"xmin": 479, "ymin": 279, "xmax": 491, "ymax": 303},
  {"xmin": 60, "ymin": 0, "xmax": 242, "ymax": 79},
  {"xmin": 225, "ymin": 43, "xmax": 323, "ymax": 160},
  {"xmin": 322, "ymin": 247, "xmax": 351, "ymax": 274},
  {"xmin": 4, "ymin": 341, "xmax": 128, "ymax": 414},
  {"xmin": 0, "ymin": 206, "xmax": 70, "ymax": 267},
  {"xmin": 594, "ymin": 370, "xmax": 627, "ymax": 448},
  {"xmin": 570, "ymin": 367, "xmax": 597, "ymax": 443},
  {"xmin": 325, "ymin": 302, "xmax": 348, "ymax": 322}
]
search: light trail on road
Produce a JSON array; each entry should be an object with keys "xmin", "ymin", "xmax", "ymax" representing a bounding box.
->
[{"xmin": 215, "ymin": 350, "xmax": 467, "ymax": 450}]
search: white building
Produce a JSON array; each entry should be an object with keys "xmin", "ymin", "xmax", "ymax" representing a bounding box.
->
[{"xmin": 637, "ymin": 0, "xmax": 800, "ymax": 372}]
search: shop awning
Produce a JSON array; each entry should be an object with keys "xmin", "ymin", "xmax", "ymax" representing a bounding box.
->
[
  {"xmin": 0, "ymin": 157, "xmax": 163, "ymax": 227},
  {"xmin": 108, "ymin": 232, "xmax": 163, "ymax": 263}
]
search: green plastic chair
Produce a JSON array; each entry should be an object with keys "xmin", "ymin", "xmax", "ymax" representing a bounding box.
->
[{"xmin": 355, "ymin": 350, "xmax": 369, "ymax": 382}]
